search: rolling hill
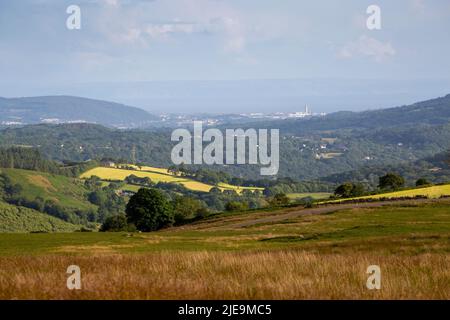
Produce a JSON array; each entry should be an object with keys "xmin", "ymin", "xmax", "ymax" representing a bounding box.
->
[
  {"xmin": 0, "ymin": 96, "xmax": 158, "ymax": 128},
  {"xmin": 0, "ymin": 94, "xmax": 448, "ymax": 182},
  {"xmin": 81, "ymin": 165, "xmax": 263, "ymax": 193},
  {"xmin": 0, "ymin": 201, "xmax": 79, "ymax": 233},
  {"xmin": 242, "ymin": 93, "xmax": 450, "ymax": 134},
  {"xmin": 1, "ymin": 168, "xmax": 95, "ymax": 211}
]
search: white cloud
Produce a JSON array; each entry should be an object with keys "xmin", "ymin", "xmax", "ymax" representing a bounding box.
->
[
  {"xmin": 144, "ymin": 23, "xmax": 197, "ymax": 39},
  {"xmin": 338, "ymin": 35, "xmax": 396, "ymax": 62},
  {"xmin": 90, "ymin": 0, "xmax": 267, "ymax": 56}
]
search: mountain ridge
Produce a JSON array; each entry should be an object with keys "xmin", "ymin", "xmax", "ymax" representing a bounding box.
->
[{"xmin": 0, "ymin": 95, "xmax": 158, "ymax": 128}]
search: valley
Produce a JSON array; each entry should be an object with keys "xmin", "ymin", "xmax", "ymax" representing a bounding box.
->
[{"xmin": 0, "ymin": 93, "xmax": 449, "ymax": 300}]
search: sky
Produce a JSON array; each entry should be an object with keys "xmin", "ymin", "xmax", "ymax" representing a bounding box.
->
[{"xmin": 1, "ymin": 0, "xmax": 450, "ymax": 113}]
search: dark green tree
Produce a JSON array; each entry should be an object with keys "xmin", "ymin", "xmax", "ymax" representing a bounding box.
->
[
  {"xmin": 416, "ymin": 178, "xmax": 430, "ymax": 187},
  {"xmin": 335, "ymin": 182, "xmax": 366, "ymax": 198},
  {"xmin": 100, "ymin": 214, "xmax": 128, "ymax": 232},
  {"xmin": 379, "ymin": 173, "xmax": 405, "ymax": 190},
  {"xmin": 334, "ymin": 182, "xmax": 354, "ymax": 198},
  {"xmin": 126, "ymin": 188, "xmax": 174, "ymax": 231}
]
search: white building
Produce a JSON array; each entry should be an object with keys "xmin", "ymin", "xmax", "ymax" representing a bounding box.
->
[{"xmin": 288, "ymin": 104, "xmax": 312, "ymax": 118}]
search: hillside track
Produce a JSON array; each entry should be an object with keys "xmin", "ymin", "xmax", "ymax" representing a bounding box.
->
[{"xmin": 180, "ymin": 198, "xmax": 443, "ymax": 230}]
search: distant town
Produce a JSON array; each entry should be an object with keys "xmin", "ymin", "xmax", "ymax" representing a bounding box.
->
[
  {"xmin": 0, "ymin": 104, "xmax": 326, "ymax": 129},
  {"xmin": 159, "ymin": 105, "xmax": 326, "ymax": 127}
]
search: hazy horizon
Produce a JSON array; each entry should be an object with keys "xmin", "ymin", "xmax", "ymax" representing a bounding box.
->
[
  {"xmin": 2, "ymin": 77, "xmax": 450, "ymax": 114},
  {"xmin": 1, "ymin": 0, "xmax": 450, "ymax": 113}
]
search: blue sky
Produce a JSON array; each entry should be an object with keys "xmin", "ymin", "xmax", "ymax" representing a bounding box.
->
[{"xmin": 1, "ymin": 0, "xmax": 450, "ymax": 113}]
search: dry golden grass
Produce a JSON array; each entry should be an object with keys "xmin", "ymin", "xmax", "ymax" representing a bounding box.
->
[
  {"xmin": 27, "ymin": 175, "xmax": 57, "ymax": 192},
  {"xmin": 0, "ymin": 251, "xmax": 448, "ymax": 300}
]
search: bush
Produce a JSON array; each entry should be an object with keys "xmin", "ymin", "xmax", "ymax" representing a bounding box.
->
[
  {"xmin": 225, "ymin": 201, "xmax": 249, "ymax": 212},
  {"xmin": 173, "ymin": 196, "xmax": 205, "ymax": 223},
  {"xmin": 269, "ymin": 193, "xmax": 290, "ymax": 207},
  {"xmin": 100, "ymin": 214, "xmax": 128, "ymax": 232}
]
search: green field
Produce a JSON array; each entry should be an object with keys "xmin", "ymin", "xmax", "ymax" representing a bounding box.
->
[
  {"xmin": 81, "ymin": 165, "xmax": 264, "ymax": 193},
  {"xmin": 1, "ymin": 198, "xmax": 449, "ymax": 256},
  {"xmin": 1, "ymin": 168, "xmax": 95, "ymax": 211}
]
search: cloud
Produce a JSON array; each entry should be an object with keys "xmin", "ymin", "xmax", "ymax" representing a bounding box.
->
[
  {"xmin": 338, "ymin": 35, "xmax": 396, "ymax": 62},
  {"xmin": 89, "ymin": 0, "xmax": 256, "ymax": 55},
  {"xmin": 144, "ymin": 22, "xmax": 198, "ymax": 39}
]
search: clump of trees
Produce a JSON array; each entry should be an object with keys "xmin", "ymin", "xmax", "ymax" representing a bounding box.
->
[
  {"xmin": 416, "ymin": 178, "xmax": 430, "ymax": 187},
  {"xmin": 334, "ymin": 182, "xmax": 366, "ymax": 198},
  {"xmin": 334, "ymin": 172, "xmax": 413, "ymax": 199},
  {"xmin": 172, "ymin": 196, "xmax": 208, "ymax": 222},
  {"xmin": 0, "ymin": 147, "xmax": 98, "ymax": 177},
  {"xmin": 378, "ymin": 173, "xmax": 405, "ymax": 190},
  {"xmin": 268, "ymin": 193, "xmax": 291, "ymax": 207}
]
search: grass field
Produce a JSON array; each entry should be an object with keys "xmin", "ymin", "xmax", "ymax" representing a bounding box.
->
[
  {"xmin": 1, "ymin": 168, "xmax": 95, "ymax": 211},
  {"xmin": 81, "ymin": 166, "xmax": 264, "ymax": 193},
  {"xmin": 0, "ymin": 199, "xmax": 449, "ymax": 299},
  {"xmin": 329, "ymin": 184, "xmax": 450, "ymax": 203}
]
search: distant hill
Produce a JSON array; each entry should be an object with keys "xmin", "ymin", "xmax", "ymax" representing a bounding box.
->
[
  {"xmin": 0, "ymin": 96, "xmax": 158, "ymax": 128},
  {"xmin": 323, "ymin": 151, "xmax": 450, "ymax": 188},
  {"xmin": 242, "ymin": 94, "xmax": 450, "ymax": 134}
]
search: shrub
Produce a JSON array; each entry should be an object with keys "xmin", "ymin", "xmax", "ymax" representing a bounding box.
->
[
  {"xmin": 225, "ymin": 201, "xmax": 249, "ymax": 212},
  {"xmin": 100, "ymin": 214, "xmax": 128, "ymax": 232},
  {"xmin": 269, "ymin": 193, "xmax": 290, "ymax": 207}
]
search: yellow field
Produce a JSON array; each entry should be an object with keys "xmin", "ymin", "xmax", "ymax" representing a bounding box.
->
[
  {"xmin": 328, "ymin": 184, "xmax": 450, "ymax": 203},
  {"xmin": 126, "ymin": 164, "xmax": 170, "ymax": 174},
  {"xmin": 81, "ymin": 167, "xmax": 214, "ymax": 192},
  {"xmin": 218, "ymin": 182, "xmax": 264, "ymax": 193},
  {"xmin": 81, "ymin": 166, "xmax": 263, "ymax": 193}
]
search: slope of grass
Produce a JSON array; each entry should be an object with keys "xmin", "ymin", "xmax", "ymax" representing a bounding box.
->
[
  {"xmin": 2, "ymin": 168, "xmax": 96, "ymax": 211},
  {"xmin": 329, "ymin": 184, "xmax": 450, "ymax": 203},
  {"xmin": 1, "ymin": 198, "xmax": 449, "ymax": 255},
  {"xmin": 0, "ymin": 201, "xmax": 79, "ymax": 233},
  {"xmin": 81, "ymin": 166, "xmax": 263, "ymax": 193}
]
